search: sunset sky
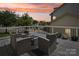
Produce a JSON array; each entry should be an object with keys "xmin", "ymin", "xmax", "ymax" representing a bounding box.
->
[{"xmin": 0, "ymin": 3, "xmax": 62, "ymax": 22}]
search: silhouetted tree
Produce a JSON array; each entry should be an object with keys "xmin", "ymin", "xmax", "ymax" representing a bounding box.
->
[{"xmin": 33, "ymin": 20, "xmax": 38, "ymax": 25}]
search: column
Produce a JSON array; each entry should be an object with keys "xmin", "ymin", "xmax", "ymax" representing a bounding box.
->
[
  {"xmin": 52, "ymin": 27, "xmax": 54, "ymax": 33},
  {"xmin": 76, "ymin": 28, "xmax": 78, "ymax": 37}
]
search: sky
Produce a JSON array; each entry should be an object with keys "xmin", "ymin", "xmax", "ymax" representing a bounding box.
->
[{"xmin": 0, "ymin": 3, "xmax": 62, "ymax": 22}]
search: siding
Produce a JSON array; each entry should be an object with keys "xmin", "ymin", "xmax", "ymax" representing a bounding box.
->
[{"xmin": 51, "ymin": 14, "xmax": 79, "ymax": 26}]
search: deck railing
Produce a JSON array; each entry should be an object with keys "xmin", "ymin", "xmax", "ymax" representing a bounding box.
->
[{"xmin": 0, "ymin": 26, "xmax": 79, "ymax": 38}]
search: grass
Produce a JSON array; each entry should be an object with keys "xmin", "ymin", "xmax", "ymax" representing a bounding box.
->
[{"xmin": 0, "ymin": 32, "xmax": 10, "ymax": 37}]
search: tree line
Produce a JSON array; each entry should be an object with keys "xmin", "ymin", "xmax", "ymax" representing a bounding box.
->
[{"xmin": 0, "ymin": 10, "xmax": 50, "ymax": 27}]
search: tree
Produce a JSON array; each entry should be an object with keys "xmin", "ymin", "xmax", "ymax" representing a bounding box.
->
[
  {"xmin": 16, "ymin": 13, "xmax": 33, "ymax": 26},
  {"xmin": 24, "ymin": 17, "xmax": 33, "ymax": 26},
  {"xmin": 39, "ymin": 21, "xmax": 47, "ymax": 25},
  {"xmin": 33, "ymin": 20, "xmax": 38, "ymax": 25},
  {"xmin": 16, "ymin": 18, "xmax": 24, "ymax": 26},
  {"xmin": 0, "ymin": 10, "xmax": 17, "ymax": 27},
  {"xmin": 0, "ymin": 10, "xmax": 17, "ymax": 32},
  {"xmin": 0, "ymin": 11, "xmax": 34, "ymax": 27}
]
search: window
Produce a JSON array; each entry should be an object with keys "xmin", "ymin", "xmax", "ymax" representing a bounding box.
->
[{"xmin": 65, "ymin": 29, "xmax": 71, "ymax": 37}]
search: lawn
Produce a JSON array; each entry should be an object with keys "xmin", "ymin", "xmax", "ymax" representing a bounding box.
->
[{"xmin": 0, "ymin": 32, "xmax": 10, "ymax": 37}]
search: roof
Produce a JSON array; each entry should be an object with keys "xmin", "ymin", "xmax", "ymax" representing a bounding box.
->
[
  {"xmin": 50, "ymin": 3, "xmax": 65, "ymax": 15},
  {"xmin": 50, "ymin": 3, "xmax": 79, "ymax": 16}
]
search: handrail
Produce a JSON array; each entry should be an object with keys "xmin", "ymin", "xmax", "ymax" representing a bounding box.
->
[{"xmin": 0, "ymin": 26, "xmax": 79, "ymax": 29}]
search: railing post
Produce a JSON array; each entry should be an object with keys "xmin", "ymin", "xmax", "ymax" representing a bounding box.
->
[
  {"xmin": 76, "ymin": 28, "xmax": 78, "ymax": 37},
  {"xmin": 52, "ymin": 27, "xmax": 54, "ymax": 33},
  {"xmin": 29, "ymin": 26, "xmax": 30, "ymax": 31}
]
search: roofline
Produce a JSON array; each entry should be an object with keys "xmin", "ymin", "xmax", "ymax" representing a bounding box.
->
[{"xmin": 50, "ymin": 3, "xmax": 65, "ymax": 16}]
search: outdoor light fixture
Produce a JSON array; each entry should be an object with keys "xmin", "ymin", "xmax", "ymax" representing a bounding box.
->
[{"xmin": 53, "ymin": 16, "xmax": 56, "ymax": 20}]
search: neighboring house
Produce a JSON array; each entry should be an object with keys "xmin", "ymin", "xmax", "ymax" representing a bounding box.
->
[{"xmin": 50, "ymin": 3, "xmax": 79, "ymax": 38}]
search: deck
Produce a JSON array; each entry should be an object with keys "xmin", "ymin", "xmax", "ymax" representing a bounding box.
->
[{"xmin": 0, "ymin": 32, "xmax": 79, "ymax": 56}]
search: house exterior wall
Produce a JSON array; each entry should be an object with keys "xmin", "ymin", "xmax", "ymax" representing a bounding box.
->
[
  {"xmin": 53, "ymin": 28, "xmax": 65, "ymax": 34},
  {"xmin": 51, "ymin": 15, "xmax": 79, "ymax": 26},
  {"xmin": 52, "ymin": 28, "xmax": 78, "ymax": 38},
  {"xmin": 50, "ymin": 3, "xmax": 79, "ymax": 38},
  {"xmin": 51, "ymin": 15, "xmax": 79, "ymax": 38}
]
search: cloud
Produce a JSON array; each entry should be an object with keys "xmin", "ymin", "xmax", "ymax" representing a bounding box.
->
[
  {"xmin": 0, "ymin": 3, "xmax": 62, "ymax": 12},
  {"xmin": 0, "ymin": 3, "xmax": 62, "ymax": 22}
]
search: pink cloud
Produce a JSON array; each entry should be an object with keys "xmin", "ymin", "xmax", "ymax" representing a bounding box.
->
[
  {"xmin": 0, "ymin": 3, "xmax": 62, "ymax": 12},
  {"xmin": 0, "ymin": 3, "xmax": 63, "ymax": 22}
]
